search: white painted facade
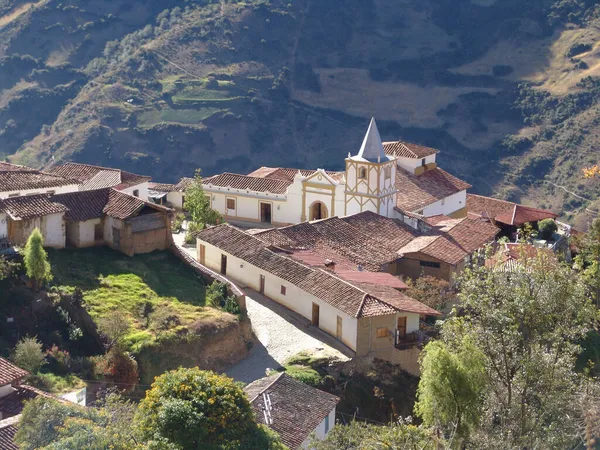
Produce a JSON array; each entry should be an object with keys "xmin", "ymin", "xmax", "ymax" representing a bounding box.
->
[
  {"xmin": 18, "ymin": 213, "xmax": 66, "ymax": 248},
  {"xmin": 0, "ymin": 183, "xmax": 79, "ymax": 200},
  {"xmin": 420, "ymin": 190, "xmax": 468, "ymax": 217},
  {"xmin": 119, "ymin": 181, "xmax": 149, "ymax": 201},
  {"xmin": 396, "ymin": 154, "xmax": 436, "ymax": 174},
  {"xmin": 301, "ymin": 407, "xmax": 337, "ymax": 448},
  {"xmin": 166, "ymin": 191, "xmax": 184, "ymax": 210},
  {"xmin": 66, "ymin": 218, "xmax": 102, "ymax": 248},
  {"xmin": 0, "ymin": 384, "xmax": 13, "ymax": 399},
  {"xmin": 0, "ymin": 213, "xmax": 7, "ymax": 239}
]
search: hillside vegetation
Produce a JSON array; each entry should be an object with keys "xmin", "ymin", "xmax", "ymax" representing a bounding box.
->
[{"xmin": 1, "ymin": 0, "xmax": 600, "ymax": 226}]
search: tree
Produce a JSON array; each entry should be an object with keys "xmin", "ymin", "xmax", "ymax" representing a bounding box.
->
[
  {"xmin": 97, "ymin": 310, "xmax": 130, "ymax": 350},
  {"xmin": 583, "ymin": 164, "xmax": 599, "ymax": 178},
  {"xmin": 405, "ymin": 275, "xmax": 453, "ymax": 311},
  {"xmin": 574, "ymin": 217, "xmax": 600, "ymax": 306},
  {"xmin": 23, "ymin": 228, "xmax": 52, "ymax": 290},
  {"xmin": 415, "ymin": 337, "xmax": 486, "ymax": 442},
  {"xmin": 135, "ymin": 367, "xmax": 284, "ymax": 449},
  {"xmin": 537, "ymin": 218, "xmax": 558, "ymax": 240},
  {"xmin": 184, "ymin": 169, "xmax": 222, "ymax": 227},
  {"xmin": 441, "ymin": 250, "xmax": 598, "ymax": 448},
  {"xmin": 12, "ymin": 336, "xmax": 46, "ymax": 374},
  {"xmin": 0, "ymin": 255, "xmax": 18, "ymax": 281},
  {"xmin": 311, "ymin": 420, "xmax": 440, "ymax": 450}
]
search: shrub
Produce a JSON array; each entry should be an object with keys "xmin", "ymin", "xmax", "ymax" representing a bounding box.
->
[
  {"xmin": 45, "ymin": 345, "xmax": 72, "ymax": 375},
  {"xmin": 172, "ymin": 213, "xmax": 185, "ymax": 233},
  {"xmin": 12, "ymin": 336, "xmax": 46, "ymax": 374},
  {"xmin": 538, "ymin": 218, "xmax": 558, "ymax": 241}
]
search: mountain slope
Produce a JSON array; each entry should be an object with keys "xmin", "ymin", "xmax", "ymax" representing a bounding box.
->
[{"xmin": 1, "ymin": 0, "xmax": 600, "ymax": 227}]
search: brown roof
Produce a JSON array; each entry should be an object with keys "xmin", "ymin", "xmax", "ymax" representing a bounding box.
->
[
  {"xmin": 383, "ymin": 141, "xmax": 439, "ymax": 159},
  {"xmin": 0, "ymin": 385, "xmax": 51, "ymax": 419},
  {"xmin": 248, "ymin": 167, "xmax": 345, "ymax": 183},
  {"xmin": 332, "ymin": 270, "xmax": 408, "ymax": 289},
  {"xmin": 0, "ymin": 417, "xmax": 18, "ymax": 450},
  {"xmin": 46, "ymin": 163, "xmax": 150, "ymax": 191},
  {"xmin": 0, "ymin": 171, "xmax": 76, "ymax": 193},
  {"xmin": 0, "ymin": 194, "xmax": 67, "ymax": 220},
  {"xmin": 0, "ymin": 162, "xmax": 38, "ymax": 173},
  {"xmin": 467, "ymin": 194, "xmax": 558, "ymax": 226},
  {"xmin": 245, "ymin": 373, "xmax": 340, "ymax": 449},
  {"xmin": 196, "ymin": 224, "xmax": 435, "ymax": 317},
  {"xmin": 395, "ymin": 167, "xmax": 471, "ymax": 213},
  {"xmin": 355, "ymin": 283, "xmax": 441, "ymax": 316},
  {"xmin": 203, "ymin": 173, "xmax": 292, "ymax": 194},
  {"xmin": 341, "ymin": 210, "xmax": 419, "ymax": 249},
  {"xmin": 0, "ymin": 358, "xmax": 28, "ymax": 386},
  {"xmin": 149, "ymin": 177, "xmax": 195, "ymax": 192}
]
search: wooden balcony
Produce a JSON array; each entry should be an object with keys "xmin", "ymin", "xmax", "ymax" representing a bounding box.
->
[{"xmin": 394, "ymin": 330, "xmax": 431, "ymax": 349}]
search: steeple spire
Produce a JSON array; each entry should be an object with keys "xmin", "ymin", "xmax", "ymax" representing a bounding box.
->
[{"xmin": 352, "ymin": 118, "xmax": 388, "ymax": 163}]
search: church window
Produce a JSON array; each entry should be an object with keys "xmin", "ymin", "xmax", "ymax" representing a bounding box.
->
[
  {"xmin": 358, "ymin": 167, "xmax": 367, "ymax": 179},
  {"xmin": 226, "ymin": 198, "xmax": 236, "ymax": 210},
  {"xmin": 384, "ymin": 166, "xmax": 391, "ymax": 179}
]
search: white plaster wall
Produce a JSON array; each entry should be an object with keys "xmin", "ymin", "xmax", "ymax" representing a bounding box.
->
[
  {"xmin": 301, "ymin": 408, "xmax": 336, "ymax": 448},
  {"xmin": 166, "ymin": 192, "xmax": 184, "ymax": 210},
  {"xmin": 120, "ymin": 182, "xmax": 149, "ymax": 201},
  {"xmin": 0, "ymin": 183, "xmax": 79, "ymax": 199},
  {"xmin": 198, "ymin": 239, "xmax": 358, "ymax": 350},
  {"xmin": 421, "ymin": 190, "xmax": 467, "ymax": 217},
  {"xmin": 79, "ymin": 218, "xmax": 102, "ymax": 247},
  {"xmin": 61, "ymin": 387, "xmax": 87, "ymax": 406},
  {"xmin": 42, "ymin": 213, "xmax": 66, "ymax": 248},
  {"xmin": 207, "ymin": 190, "xmax": 288, "ymax": 224},
  {"xmin": 285, "ymin": 179, "xmax": 304, "ymax": 223},
  {"xmin": 0, "ymin": 213, "xmax": 7, "ymax": 238},
  {"xmin": 395, "ymin": 154, "xmax": 436, "ymax": 174},
  {"xmin": 0, "ymin": 384, "xmax": 14, "ymax": 398}
]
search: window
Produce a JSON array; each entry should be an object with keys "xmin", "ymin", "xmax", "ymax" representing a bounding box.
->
[
  {"xmin": 8, "ymin": 193, "xmax": 19, "ymax": 198},
  {"xmin": 324, "ymin": 414, "xmax": 330, "ymax": 434},
  {"xmin": 421, "ymin": 158, "xmax": 426, "ymax": 167},
  {"xmin": 226, "ymin": 198, "xmax": 236, "ymax": 210},
  {"xmin": 133, "ymin": 189, "xmax": 139, "ymax": 197},
  {"xmin": 376, "ymin": 327, "xmax": 388, "ymax": 338},
  {"xmin": 280, "ymin": 285, "xmax": 286, "ymax": 295},
  {"xmin": 358, "ymin": 167, "xmax": 367, "ymax": 179},
  {"xmin": 384, "ymin": 166, "xmax": 391, "ymax": 179},
  {"xmin": 420, "ymin": 260, "xmax": 441, "ymax": 269},
  {"xmin": 94, "ymin": 224, "xmax": 103, "ymax": 241},
  {"xmin": 46, "ymin": 190, "xmax": 55, "ymax": 195}
]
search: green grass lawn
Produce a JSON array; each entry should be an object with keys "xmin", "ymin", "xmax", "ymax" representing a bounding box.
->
[{"xmin": 48, "ymin": 248, "xmax": 213, "ymax": 352}]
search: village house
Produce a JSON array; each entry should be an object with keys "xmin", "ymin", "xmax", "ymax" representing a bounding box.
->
[
  {"xmin": 199, "ymin": 118, "xmax": 471, "ymax": 227},
  {"xmin": 196, "ymin": 223, "xmax": 441, "ymax": 375},
  {"xmin": 244, "ymin": 372, "xmax": 340, "ymax": 449},
  {"xmin": 0, "ymin": 162, "xmax": 79, "ymax": 200},
  {"xmin": 148, "ymin": 177, "xmax": 194, "ymax": 210},
  {"xmin": 253, "ymin": 211, "xmax": 499, "ymax": 284},
  {"xmin": 46, "ymin": 162, "xmax": 151, "ymax": 200},
  {"xmin": 0, "ymin": 188, "xmax": 173, "ymax": 256}
]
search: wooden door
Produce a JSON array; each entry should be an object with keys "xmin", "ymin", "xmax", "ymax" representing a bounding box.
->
[
  {"xmin": 312, "ymin": 303, "xmax": 320, "ymax": 327},
  {"xmin": 199, "ymin": 244, "xmax": 206, "ymax": 265},
  {"xmin": 112, "ymin": 227, "xmax": 120, "ymax": 249},
  {"xmin": 220, "ymin": 254, "xmax": 227, "ymax": 275},
  {"xmin": 259, "ymin": 275, "xmax": 265, "ymax": 294},
  {"xmin": 336, "ymin": 316, "xmax": 342, "ymax": 339},
  {"xmin": 260, "ymin": 203, "xmax": 272, "ymax": 223},
  {"xmin": 397, "ymin": 316, "xmax": 407, "ymax": 338},
  {"xmin": 94, "ymin": 224, "xmax": 103, "ymax": 242}
]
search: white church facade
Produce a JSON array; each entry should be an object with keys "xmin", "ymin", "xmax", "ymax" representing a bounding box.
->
[{"xmin": 201, "ymin": 118, "xmax": 471, "ymax": 226}]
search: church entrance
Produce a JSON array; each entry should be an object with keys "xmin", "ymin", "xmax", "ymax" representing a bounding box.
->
[{"xmin": 309, "ymin": 201, "xmax": 328, "ymax": 221}]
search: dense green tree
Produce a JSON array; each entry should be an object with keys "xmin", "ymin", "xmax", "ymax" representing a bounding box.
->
[
  {"xmin": 441, "ymin": 250, "xmax": 598, "ymax": 448},
  {"xmin": 135, "ymin": 367, "xmax": 285, "ymax": 449},
  {"xmin": 415, "ymin": 337, "xmax": 486, "ymax": 441},
  {"xmin": 184, "ymin": 169, "xmax": 222, "ymax": 228},
  {"xmin": 23, "ymin": 228, "xmax": 52, "ymax": 290},
  {"xmin": 310, "ymin": 420, "xmax": 439, "ymax": 450},
  {"xmin": 0, "ymin": 255, "xmax": 18, "ymax": 280},
  {"xmin": 12, "ymin": 336, "xmax": 46, "ymax": 374},
  {"xmin": 405, "ymin": 275, "xmax": 453, "ymax": 311},
  {"xmin": 574, "ymin": 217, "xmax": 600, "ymax": 306}
]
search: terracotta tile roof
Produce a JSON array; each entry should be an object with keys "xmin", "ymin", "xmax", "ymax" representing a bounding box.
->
[
  {"xmin": 395, "ymin": 167, "xmax": 471, "ymax": 212},
  {"xmin": 425, "ymin": 214, "xmax": 454, "ymax": 226},
  {"xmin": 0, "ymin": 194, "xmax": 67, "ymax": 220},
  {"xmin": 203, "ymin": 173, "xmax": 292, "ymax": 194},
  {"xmin": 355, "ymin": 283, "xmax": 441, "ymax": 316},
  {"xmin": 103, "ymin": 189, "xmax": 171, "ymax": 220},
  {"xmin": 383, "ymin": 141, "xmax": 439, "ymax": 158},
  {"xmin": 0, "ymin": 162, "xmax": 37, "ymax": 173},
  {"xmin": 0, "ymin": 358, "xmax": 28, "ymax": 386},
  {"xmin": 245, "ymin": 373, "xmax": 340, "ymax": 449},
  {"xmin": 196, "ymin": 225, "xmax": 431, "ymax": 317},
  {"xmin": 443, "ymin": 217, "xmax": 499, "ymax": 254},
  {"xmin": 175, "ymin": 177, "xmax": 195, "ymax": 191},
  {"xmin": 467, "ymin": 194, "xmax": 558, "ymax": 226},
  {"xmin": 149, "ymin": 177, "xmax": 195, "ymax": 192},
  {"xmin": 341, "ymin": 210, "xmax": 419, "ymax": 249},
  {"xmin": 0, "ymin": 171, "xmax": 76, "ymax": 193},
  {"xmin": 0, "ymin": 417, "xmax": 18, "ymax": 450},
  {"xmin": 248, "ymin": 167, "xmax": 345, "ymax": 183},
  {"xmin": 0, "ymin": 385, "xmax": 51, "ymax": 418},
  {"xmin": 46, "ymin": 163, "xmax": 150, "ymax": 191},
  {"xmin": 335, "ymin": 270, "xmax": 408, "ymax": 290}
]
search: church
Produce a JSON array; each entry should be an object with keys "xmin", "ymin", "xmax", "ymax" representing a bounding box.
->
[{"xmin": 201, "ymin": 118, "xmax": 471, "ymax": 227}]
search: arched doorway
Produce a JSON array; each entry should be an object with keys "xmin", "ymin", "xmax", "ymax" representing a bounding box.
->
[{"xmin": 309, "ymin": 201, "xmax": 328, "ymax": 221}]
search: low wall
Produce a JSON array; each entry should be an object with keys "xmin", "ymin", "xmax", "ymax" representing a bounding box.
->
[{"xmin": 171, "ymin": 244, "xmax": 247, "ymax": 312}]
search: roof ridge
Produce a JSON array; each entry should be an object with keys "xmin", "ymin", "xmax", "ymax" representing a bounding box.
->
[{"xmin": 248, "ymin": 372, "xmax": 285, "ymax": 403}]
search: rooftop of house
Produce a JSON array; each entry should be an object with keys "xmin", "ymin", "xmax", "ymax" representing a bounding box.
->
[
  {"xmin": 258, "ymin": 211, "xmax": 498, "ymax": 268},
  {"xmin": 0, "ymin": 189, "xmax": 172, "ymax": 222},
  {"xmin": 46, "ymin": 162, "xmax": 151, "ymax": 191},
  {"xmin": 196, "ymin": 224, "xmax": 440, "ymax": 317},
  {"xmin": 245, "ymin": 373, "xmax": 340, "ymax": 450},
  {"xmin": 382, "ymin": 141, "xmax": 439, "ymax": 159},
  {"xmin": 394, "ymin": 166, "xmax": 472, "ymax": 213},
  {"xmin": 0, "ymin": 416, "xmax": 19, "ymax": 450},
  {"xmin": 149, "ymin": 177, "xmax": 195, "ymax": 193},
  {"xmin": 0, "ymin": 385, "xmax": 54, "ymax": 420},
  {"xmin": 0, "ymin": 358, "xmax": 28, "ymax": 387},
  {"xmin": 0, "ymin": 162, "xmax": 77, "ymax": 193},
  {"xmin": 203, "ymin": 172, "xmax": 292, "ymax": 194},
  {"xmin": 467, "ymin": 194, "xmax": 558, "ymax": 227}
]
